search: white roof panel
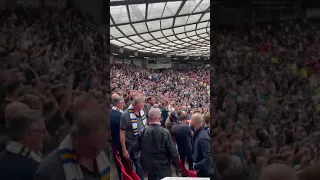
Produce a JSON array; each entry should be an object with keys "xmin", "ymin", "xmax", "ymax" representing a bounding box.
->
[
  {"xmin": 147, "ymin": 3, "xmax": 166, "ymax": 19},
  {"xmin": 129, "ymin": 4, "xmax": 146, "ymax": 22},
  {"xmin": 110, "ymin": 0, "xmax": 209, "ymax": 56}
]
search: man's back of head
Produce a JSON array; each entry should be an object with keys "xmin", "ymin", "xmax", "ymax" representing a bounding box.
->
[
  {"xmin": 111, "ymin": 93, "xmax": 119, "ymax": 101},
  {"xmin": 148, "ymin": 108, "xmax": 161, "ymax": 124},
  {"xmin": 191, "ymin": 113, "xmax": 204, "ymax": 129}
]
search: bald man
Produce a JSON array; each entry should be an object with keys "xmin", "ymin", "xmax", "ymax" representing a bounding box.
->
[
  {"xmin": 191, "ymin": 113, "xmax": 213, "ymax": 177},
  {"xmin": 140, "ymin": 108, "xmax": 179, "ymax": 179},
  {"xmin": 259, "ymin": 164, "xmax": 299, "ymax": 180}
]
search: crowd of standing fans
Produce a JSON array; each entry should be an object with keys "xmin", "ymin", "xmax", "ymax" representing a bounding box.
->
[
  {"xmin": 110, "ymin": 63, "xmax": 212, "ymax": 179},
  {"xmin": 211, "ymin": 21, "xmax": 320, "ymax": 180},
  {"xmin": 7, "ymin": 3, "xmax": 320, "ymax": 180},
  {"xmin": 0, "ymin": 5, "xmax": 111, "ymax": 180}
]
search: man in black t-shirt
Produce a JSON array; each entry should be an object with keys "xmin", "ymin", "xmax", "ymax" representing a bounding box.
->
[{"xmin": 171, "ymin": 114, "xmax": 194, "ymax": 171}]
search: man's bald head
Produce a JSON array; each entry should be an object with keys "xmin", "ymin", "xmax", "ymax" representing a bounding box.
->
[
  {"xmin": 191, "ymin": 113, "xmax": 204, "ymax": 125},
  {"xmin": 259, "ymin": 164, "xmax": 299, "ymax": 180},
  {"xmin": 148, "ymin": 108, "xmax": 161, "ymax": 123},
  {"xmin": 111, "ymin": 93, "xmax": 119, "ymax": 100},
  {"xmin": 5, "ymin": 102, "xmax": 30, "ymax": 122}
]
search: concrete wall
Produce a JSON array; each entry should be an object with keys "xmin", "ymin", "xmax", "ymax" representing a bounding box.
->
[
  {"xmin": 147, "ymin": 63, "xmax": 172, "ymax": 69},
  {"xmin": 132, "ymin": 59, "xmax": 143, "ymax": 68}
]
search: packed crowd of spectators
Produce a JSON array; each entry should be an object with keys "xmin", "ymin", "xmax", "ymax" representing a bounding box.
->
[
  {"xmin": 110, "ymin": 63, "xmax": 212, "ymax": 179},
  {"xmin": 211, "ymin": 20, "xmax": 320, "ymax": 180},
  {"xmin": 111, "ymin": 63, "xmax": 210, "ymax": 113},
  {"xmin": 0, "ymin": 5, "xmax": 111, "ymax": 180}
]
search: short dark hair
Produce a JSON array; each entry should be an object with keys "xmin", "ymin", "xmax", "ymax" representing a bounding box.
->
[
  {"xmin": 146, "ymin": 96, "xmax": 152, "ymax": 103},
  {"xmin": 204, "ymin": 114, "xmax": 210, "ymax": 125},
  {"xmin": 179, "ymin": 114, "xmax": 187, "ymax": 121}
]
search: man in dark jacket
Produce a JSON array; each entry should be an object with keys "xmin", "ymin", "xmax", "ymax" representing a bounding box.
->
[
  {"xmin": 190, "ymin": 113, "xmax": 213, "ymax": 177},
  {"xmin": 141, "ymin": 108, "xmax": 179, "ymax": 179},
  {"xmin": 0, "ymin": 109, "xmax": 44, "ymax": 180},
  {"xmin": 110, "ymin": 96, "xmax": 125, "ymax": 179}
]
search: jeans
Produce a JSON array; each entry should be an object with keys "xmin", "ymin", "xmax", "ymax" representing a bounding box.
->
[{"xmin": 127, "ymin": 143, "xmax": 144, "ymax": 180}]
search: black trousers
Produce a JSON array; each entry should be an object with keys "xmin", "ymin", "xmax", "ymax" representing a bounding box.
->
[
  {"xmin": 197, "ymin": 171, "xmax": 213, "ymax": 178},
  {"xmin": 148, "ymin": 166, "xmax": 172, "ymax": 180},
  {"xmin": 179, "ymin": 149, "xmax": 193, "ymax": 170}
]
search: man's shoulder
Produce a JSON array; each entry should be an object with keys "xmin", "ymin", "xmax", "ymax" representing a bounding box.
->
[
  {"xmin": 157, "ymin": 126, "xmax": 171, "ymax": 137},
  {"xmin": 145, "ymin": 125, "xmax": 169, "ymax": 133},
  {"xmin": 173, "ymin": 123, "xmax": 189, "ymax": 130},
  {"xmin": 110, "ymin": 109, "xmax": 122, "ymax": 116},
  {"xmin": 199, "ymin": 129, "xmax": 210, "ymax": 140},
  {"xmin": 121, "ymin": 109, "xmax": 130, "ymax": 116},
  {"xmin": 0, "ymin": 150, "xmax": 39, "ymax": 170}
]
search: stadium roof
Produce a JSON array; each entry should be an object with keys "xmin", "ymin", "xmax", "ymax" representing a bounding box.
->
[{"xmin": 110, "ymin": 0, "xmax": 210, "ymax": 57}]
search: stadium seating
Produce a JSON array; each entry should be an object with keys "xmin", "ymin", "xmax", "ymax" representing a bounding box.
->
[
  {"xmin": 178, "ymin": 159, "xmax": 197, "ymax": 177},
  {"xmin": 111, "ymin": 145, "xmax": 140, "ymax": 180}
]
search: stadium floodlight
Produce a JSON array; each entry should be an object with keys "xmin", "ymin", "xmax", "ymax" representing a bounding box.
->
[
  {"xmin": 144, "ymin": 57, "xmax": 149, "ymax": 59},
  {"xmin": 112, "ymin": 53, "xmax": 118, "ymax": 56}
]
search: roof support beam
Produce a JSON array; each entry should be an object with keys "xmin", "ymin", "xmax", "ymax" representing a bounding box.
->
[
  {"xmin": 111, "ymin": 10, "xmax": 209, "ymax": 27},
  {"xmin": 111, "ymin": 0, "xmax": 181, "ymax": 6}
]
